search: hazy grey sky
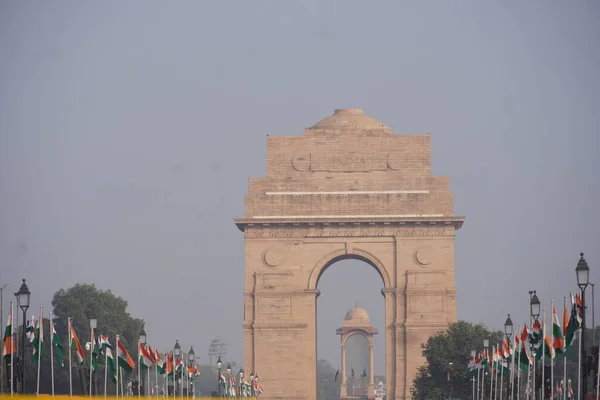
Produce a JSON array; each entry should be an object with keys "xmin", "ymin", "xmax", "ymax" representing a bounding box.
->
[{"xmin": 1, "ymin": 1, "xmax": 599, "ymax": 376}]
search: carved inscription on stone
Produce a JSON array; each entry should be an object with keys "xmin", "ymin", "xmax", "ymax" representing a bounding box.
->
[
  {"xmin": 257, "ymin": 297, "xmax": 291, "ymax": 315},
  {"xmin": 291, "ymin": 152, "xmax": 399, "ymax": 173},
  {"xmin": 247, "ymin": 225, "xmax": 452, "ymax": 238}
]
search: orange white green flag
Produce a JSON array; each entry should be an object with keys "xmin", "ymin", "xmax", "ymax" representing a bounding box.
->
[
  {"xmin": 553, "ymin": 303, "xmax": 565, "ymax": 354},
  {"xmin": 50, "ymin": 317, "xmax": 64, "ymax": 367},
  {"xmin": 2, "ymin": 305, "xmax": 16, "ymax": 360},
  {"xmin": 69, "ymin": 320, "xmax": 85, "ymax": 364},
  {"xmin": 117, "ymin": 341, "xmax": 135, "ymax": 372}
]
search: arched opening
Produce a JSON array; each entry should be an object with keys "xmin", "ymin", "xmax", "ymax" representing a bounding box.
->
[{"xmin": 316, "ymin": 257, "xmax": 386, "ymax": 400}]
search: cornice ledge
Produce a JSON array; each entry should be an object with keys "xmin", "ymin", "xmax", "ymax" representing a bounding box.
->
[{"xmin": 234, "ymin": 216, "xmax": 465, "ymax": 232}]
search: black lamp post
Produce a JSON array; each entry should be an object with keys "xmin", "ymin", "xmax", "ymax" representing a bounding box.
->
[
  {"xmin": 88, "ymin": 307, "xmax": 97, "ymax": 396},
  {"xmin": 504, "ymin": 314, "xmax": 513, "ymax": 400},
  {"xmin": 249, "ymin": 372, "xmax": 255, "ymax": 397},
  {"xmin": 576, "ymin": 252, "xmax": 590, "ymax": 397},
  {"xmin": 139, "ymin": 328, "xmax": 146, "ymax": 396},
  {"xmin": 216, "ymin": 357, "xmax": 222, "ymax": 397},
  {"xmin": 239, "ymin": 368, "xmax": 244, "ymax": 396},
  {"xmin": 15, "ymin": 279, "xmax": 30, "ymax": 394},
  {"xmin": 188, "ymin": 346, "xmax": 195, "ymax": 396},
  {"xmin": 174, "ymin": 340, "xmax": 181, "ymax": 396},
  {"xmin": 529, "ymin": 291, "xmax": 541, "ymax": 400}
]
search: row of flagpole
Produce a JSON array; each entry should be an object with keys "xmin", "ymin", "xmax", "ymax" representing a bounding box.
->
[
  {"xmin": 465, "ymin": 290, "xmax": 599, "ymax": 400},
  {"xmin": 2, "ymin": 301, "xmax": 208, "ymax": 397}
]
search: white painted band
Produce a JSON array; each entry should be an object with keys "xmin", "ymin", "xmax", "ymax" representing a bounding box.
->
[{"xmin": 265, "ymin": 190, "xmax": 429, "ymax": 195}]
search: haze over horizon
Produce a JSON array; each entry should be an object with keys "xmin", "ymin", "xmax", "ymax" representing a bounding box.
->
[{"xmin": 1, "ymin": 1, "xmax": 599, "ymax": 376}]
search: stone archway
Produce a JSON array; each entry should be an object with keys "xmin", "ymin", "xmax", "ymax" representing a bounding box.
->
[{"xmin": 234, "ymin": 108, "xmax": 464, "ymax": 400}]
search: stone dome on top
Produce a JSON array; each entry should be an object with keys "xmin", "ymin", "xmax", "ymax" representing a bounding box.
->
[
  {"xmin": 307, "ymin": 108, "xmax": 393, "ymax": 135},
  {"xmin": 343, "ymin": 307, "xmax": 372, "ymax": 328}
]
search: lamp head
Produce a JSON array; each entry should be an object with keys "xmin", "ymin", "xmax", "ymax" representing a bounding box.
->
[
  {"xmin": 216, "ymin": 356, "xmax": 222, "ymax": 369},
  {"xmin": 174, "ymin": 339, "xmax": 181, "ymax": 357},
  {"xmin": 16, "ymin": 279, "xmax": 31, "ymax": 311},
  {"xmin": 530, "ymin": 292, "xmax": 541, "ymax": 319},
  {"xmin": 139, "ymin": 328, "xmax": 146, "ymax": 344},
  {"xmin": 576, "ymin": 252, "xmax": 590, "ymax": 290},
  {"xmin": 504, "ymin": 314, "xmax": 514, "ymax": 337}
]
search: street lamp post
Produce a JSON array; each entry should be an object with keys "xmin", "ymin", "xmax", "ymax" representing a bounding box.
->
[
  {"xmin": 15, "ymin": 279, "xmax": 30, "ymax": 394},
  {"xmin": 139, "ymin": 329, "xmax": 146, "ymax": 397},
  {"xmin": 504, "ymin": 314, "xmax": 513, "ymax": 400},
  {"xmin": 576, "ymin": 252, "xmax": 590, "ymax": 398},
  {"xmin": 529, "ymin": 291, "xmax": 541, "ymax": 400},
  {"xmin": 89, "ymin": 308, "xmax": 97, "ymax": 396},
  {"xmin": 483, "ymin": 339, "xmax": 489, "ymax": 400},
  {"xmin": 174, "ymin": 340, "xmax": 181, "ymax": 397},
  {"xmin": 238, "ymin": 368, "xmax": 244, "ymax": 396},
  {"xmin": 188, "ymin": 346, "xmax": 195, "ymax": 398},
  {"xmin": 249, "ymin": 372, "xmax": 255, "ymax": 397},
  {"xmin": 216, "ymin": 357, "xmax": 222, "ymax": 397}
]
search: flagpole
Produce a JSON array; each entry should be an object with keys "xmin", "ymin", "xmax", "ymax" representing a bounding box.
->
[
  {"xmin": 68, "ymin": 318, "xmax": 73, "ymax": 396},
  {"xmin": 147, "ymin": 359, "xmax": 150, "ymax": 398},
  {"xmin": 477, "ymin": 364, "xmax": 481, "ymax": 400},
  {"xmin": 490, "ymin": 346, "xmax": 495, "ymax": 400},
  {"xmin": 542, "ymin": 309, "xmax": 546, "ymax": 400},
  {"xmin": 512, "ymin": 326, "xmax": 518, "ymax": 400},
  {"xmin": 494, "ymin": 349, "xmax": 499, "ymax": 400},
  {"xmin": 90, "ymin": 327, "xmax": 94, "ymax": 397},
  {"xmin": 104, "ymin": 347, "xmax": 108, "ymax": 398},
  {"xmin": 499, "ymin": 356, "xmax": 503, "ymax": 400},
  {"xmin": 50, "ymin": 311, "xmax": 55, "ymax": 397},
  {"xmin": 564, "ymin": 296, "xmax": 568, "ymax": 400},
  {"xmin": 592, "ymin": 332, "xmax": 600, "ymax": 399},
  {"xmin": 551, "ymin": 302, "xmax": 555, "ymax": 399},
  {"xmin": 481, "ymin": 355, "xmax": 486, "ymax": 400},
  {"xmin": 137, "ymin": 340, "xmax": 141, "ymax": 398},
  {"xmin": 517, "ymin": 326, "xmax": 521, "ymax": 400},
  {"xmin": 116, "ymin": 335, "xmax": 120, "ymax": 398},
  {"xmin": 154, "ymin": 355, "xmax": 158, "ymax": 398},
  {"xmin": 578, "ymin": 318, "xmax": 582, "ymax": 400},
  {"xmin": 36, "ymin": 306, "xmax": 43, "ymax": 395},
  {"xmin": 10, "ymin": 301, "xmax": 14, "ymax": 396}
]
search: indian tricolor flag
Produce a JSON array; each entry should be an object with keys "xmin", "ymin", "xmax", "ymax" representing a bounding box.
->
[
  {"xmin": 2, "ymin": 307, "xmax": 16, "ymax": 361},
  {"xmin": 165, "ymin": 353, "xmax": 174, "ymax": 377},
  {"xmin": 98, "ymin": 335, "xmax": 111, "ymax": 352},
  {"xmin": 50, "ymin": 317, "xmax": 64, "ymax": 367},
  {"xmin": 139, "ymin": 343, "xmax": 155, "ymax": 368},
  {"xmin": 553, "ymin": 304, "xmax": 565, "ymax": 354},
  {"xmin": 32, "ymin": 314, "xmax": 44, "ymax": 364},
  {"xmin": 69, "ymin": 320, "xmax": 85, "ymax": 364},
  {"xmin": 117, "ymin": 341, "xmax": 135, "ymax": 372},
  {"xmin": 518, "ymin": 325, "xmax": 533, "ymax": 372}
]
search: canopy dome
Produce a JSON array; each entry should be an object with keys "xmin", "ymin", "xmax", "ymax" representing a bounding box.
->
[{"xmin": 343, "ymin": 307, "xmax": 372, "ymax": 328}]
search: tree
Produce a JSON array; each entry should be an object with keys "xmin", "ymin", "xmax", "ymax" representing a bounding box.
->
[
  {"xmin": 411, "ymin": 320, "xmax": 504, "ymax": 400},
  {"xmin": 317, "ymin": 359, "xmax": 340, "ymax": 400},
  {"xmin": 18, "ymin": 283, "xmax": 146, "ymax": 395}
]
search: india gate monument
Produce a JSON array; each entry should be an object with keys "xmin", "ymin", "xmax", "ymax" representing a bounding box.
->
[{"xmin": 234, "ymin": 108, "xmax": 464, "ymax": 400}]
